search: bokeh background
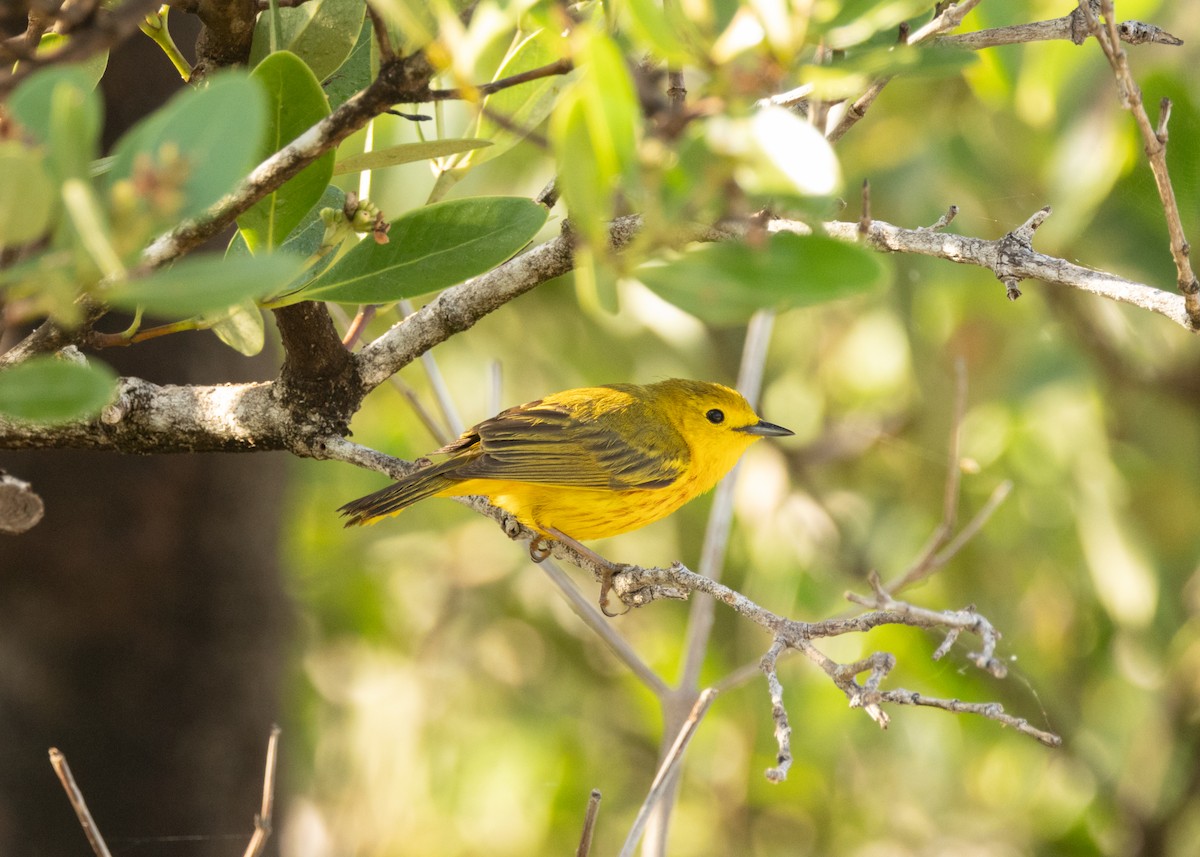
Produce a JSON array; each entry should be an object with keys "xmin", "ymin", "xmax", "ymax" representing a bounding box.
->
[{"xmin": 2, "ymin": 2, "xmax": 1199, "ymax": 856}]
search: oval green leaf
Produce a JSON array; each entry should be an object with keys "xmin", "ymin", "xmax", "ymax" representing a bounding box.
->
[
  {"xmin": 0, "ymin": 356, "xmax": 117, "ymax": 423},
  {"xmin": 333, "ymin": 139, "xmax": 491, "ymax": 175},
  {"xmin": 636, "ymin": 232, "xmax": 890, "ymax": 325},
  {"xmin": 107, "ymin": 73, "xmax": 267, "ymax": 222},
  {"xmin": 108, "ymin": 253, "xmax": 305, "ymax": 317},
  {"xmin": 0, "ymin": 143, "xmax": 56, "ymax": 247},
  {"xmin": 249, "ymin": 0, "xmax": 366, "ymax": 81},
  {"xmin": 297, "ymin": 197, "xmax": 548, "ymax": 303},
  {"xmin": 238, "ymin": 51, "xmax": 334, "ymax": 253}
]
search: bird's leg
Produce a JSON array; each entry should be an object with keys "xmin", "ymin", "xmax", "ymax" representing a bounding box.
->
[{"xmin": 546, "ymin": 527, "xmax": 630, "ymax": 617}]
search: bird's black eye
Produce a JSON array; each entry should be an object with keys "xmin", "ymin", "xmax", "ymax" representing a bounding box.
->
[{"xmin": 706, "ymin": 408, "xmax": 725, "ymax": 425}]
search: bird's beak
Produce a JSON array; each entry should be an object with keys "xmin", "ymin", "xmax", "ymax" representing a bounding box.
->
[{"xmin": 737, "ymin": 419, "xmax": 794, "ymax": 438}]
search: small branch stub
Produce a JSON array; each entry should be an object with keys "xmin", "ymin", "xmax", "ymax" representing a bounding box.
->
[{"xmin": 0, "ymin": 471, "xmax": 45, "ymax": 533}]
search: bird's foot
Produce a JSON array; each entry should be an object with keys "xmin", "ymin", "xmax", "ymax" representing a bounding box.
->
[{"xmin": 528, "ymin": 536, "xmax": 553, "ymax": 562}]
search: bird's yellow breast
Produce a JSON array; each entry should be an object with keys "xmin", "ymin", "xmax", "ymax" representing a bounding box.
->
[{"xmin": 443, "ymin": 475, "xmax": 706, "ymax": 541}]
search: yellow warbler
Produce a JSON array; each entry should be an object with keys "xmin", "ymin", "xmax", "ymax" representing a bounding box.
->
[{"xmin": 340, "ymin": 379, "xmax": 792, "ymax": 608}]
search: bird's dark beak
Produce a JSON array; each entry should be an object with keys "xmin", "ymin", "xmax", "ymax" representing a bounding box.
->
[{"xmin": 737, "ymin": 419, "xmax": 794, "ymax": 438}]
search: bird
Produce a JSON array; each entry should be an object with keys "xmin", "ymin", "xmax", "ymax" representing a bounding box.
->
[{"xmin": 340, "ymin": 378, "xmax": 793, "ymax": 613}]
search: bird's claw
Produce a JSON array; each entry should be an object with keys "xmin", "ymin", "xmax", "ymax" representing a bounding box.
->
[
  {"xmin": 529, "ymin": 536, "xmax": 553, "ymax": 562},
  {"xmin": 598, "ymin": 564, "xmax": 633, "ymax": 617}
]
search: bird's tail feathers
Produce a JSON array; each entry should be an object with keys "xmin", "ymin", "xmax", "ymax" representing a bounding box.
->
[{"xmin": 339, "ymin": 466, "xmax": 457, "ymax": 527}]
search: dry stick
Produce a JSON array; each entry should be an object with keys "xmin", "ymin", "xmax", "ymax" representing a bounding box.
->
[
  {"xmin": 575, "ymin": 790, "xmax": 603, "ymax": 857},
  {"xmin": 618, "ymin": 689, "xmax": 718, "ymax": 857},
  {"xmin": 760, "ymin": 639, "xmax": 793, "ymax": 782},
  {"xmin": 48, "ymin": 748, "xmax": 113, "ymax": 857},
  {"xmin": 428, "ymin": 58, "xmax": 574, "ymax": 101},
  {"xmin": 243, "ymin": 725, "xmax": 282, "ymax": 857},
  {"xmin": 1075, "ymin": 0, "xmax": 1200, "ymax": 325}
]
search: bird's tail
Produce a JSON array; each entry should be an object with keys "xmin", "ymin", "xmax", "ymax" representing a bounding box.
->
[{"xmin": 339, "ymin": 465, "xmax": 458, "ymax": 527}]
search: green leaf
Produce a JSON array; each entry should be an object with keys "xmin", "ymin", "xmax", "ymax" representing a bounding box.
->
[
  {"xmin": 208, "ymin": 300, "xmax": 267, "ymax": 355},
  {"xmin": 620, "ymin": 0, "xmax": 693, "ymax": 63},
  {"xmin": 238, "ymin": 51, "xmax": 334, "ymax": 253},
  {"xmin": 801, "ymin": 45, "xmax": 977, "ymax": 99},
  {"xmin": 551, "ymin": 88, "xmax": 607, "ymax": 245},
  {"xmin": 108, "ymin": 73, "xmax": 267, "ymax": 222},
  {"xmin": 818, "ymin": 0, "xmax": 935, "ymax": 49},
  {"xmin": 322, "ymin": 15, "xmax": 373, "ymax": 109},
  {"xmin": 0, "ymin": 143, "xmax": 56, "ymax": 247},
  {"xmin": 636, "ymin": 232, "xmax": 890, "ymax": 325},
  {"xmin": 11, "ymin": 33, "xmax": 108, "ymax": 87},
  {"xmin": 0, "ymin": 356, "xmax": 117, "ymax": 424},
  {"xmin": 108, "ymin": 253, "xmax": 305, "ymax": 317},
  {"xmin": 549, "ymin": 31, "xmax": 640, "ymax": 244},
  {"xmin": 281, "ymin": 184, "xmax": 347, "ymax": 258},
  {"xmin": 249, "ymin": 0, "xmax": 366, "ymax": 81},
  {"xmin": 334, "ymin": 139, "xmax": 491, "ymax": 175},
  {"xmin": 8, "ymin": 66, "xmax": 101, "ymax": 183},
  {"xmin": 297, "ymin": 197, "xmax": 548, "ymax": 303}
]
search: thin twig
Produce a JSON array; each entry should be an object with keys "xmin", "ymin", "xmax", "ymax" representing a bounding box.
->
[
  {"xmin": 242, "ymin": 725, "xmax": 282, "ymax": 857},
  {"xmin": 1074, "ymin": 0, "xmax": 1200, "ymax": 325},
  {"xmin": 618, "ymin": 689, "xmax": 718, "ymax": 857},
  {"xmin": 877, "ymin": 689, "xmax": 1061, "ymax": 746},
  {"xmin": 48, "ymin": 748, "xmax": 113, "ymax": 857},
  {"xmin": 575, "ymin": 790, "xmax": 602, "ymax": 857},
  {"xmin": 760, "ymin": 640, "xmax": 793, "ymax": 782},
  {"xmin": 428, "ymin": 58, "xmax": 574, "ymax": 101}
]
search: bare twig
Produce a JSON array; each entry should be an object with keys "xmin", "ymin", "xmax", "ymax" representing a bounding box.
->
[
  {"xmin": 0, "ymin": 469, "xmax": 45, "ymax": 533},
  {"xmin": 1074, "ymin": 0, "xmax": 1200, "ymax": 325},
  {"xmin": 576, "ymin": 790, "xmax": 602, "ymax": 857},
  {"xmin": 938, "ymin": 12, "xmax": 1182, "ymax": 50},
  {"xmin": 428, "ymin": 58, "xmax": 574, "ymax": 101},
  {"xmin": 48, "ymin": 748, "xmax": 113, "ymax": 857},
  {"xmin": 242, "ymin": 725, "xmax": 282, "ymax": 857},
  {"xmin": 619, "ymin": 689, "xmax": 718, "ymax": 857},
  {"xmin": 760, "ymin": 639, "xmax": 793, "ymax": 782}
]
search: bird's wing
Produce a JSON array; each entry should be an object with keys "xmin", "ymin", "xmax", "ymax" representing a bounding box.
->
[{"xmin": 437, "ymin": 400, "xmax": 688, "ymax": 490}]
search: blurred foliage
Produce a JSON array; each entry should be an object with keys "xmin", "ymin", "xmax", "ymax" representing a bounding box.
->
[
  {"xmin": 282, "ymin": 1, "xmax": 1200, "ymax": 853},
  {"xmin": 4, "ymin": 0, "xmax": 1199, "ymax": 852}
]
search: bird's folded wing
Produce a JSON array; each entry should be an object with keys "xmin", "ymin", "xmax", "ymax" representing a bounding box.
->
[{"xmin": 445, "ymin": 403, "xmax": 688, "ymax": 490}]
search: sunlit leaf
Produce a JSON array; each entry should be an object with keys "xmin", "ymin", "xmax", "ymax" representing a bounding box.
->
[
  {"xmin": 296, "ymin": 197, "xmax": 548, "ymax": 303},
  {"xmin": 107, "ymin": 253, "xmax": 305, "ymax": 317},
  {"xmin": 11, "ymin": 33, "xmax": 108, "ymax": 87},
  {"xmin": 636, "ymin": 232, "xmax": 889, "ymax": 324},
  {"xmin": 238, "ymin": 52, "xmax": 334, "ymax": 253},
  {"xmin": 208, "ymin": 300, "xmax": 267, "ymax": 355},
  {"xmin": 334, "ymin": 139, "xmax": 491, "ymax": 175},
  {"xmin": 818, "ymin": 0, "xmax": 934, "ymax": 49},
  {"xmin": 0, "ymin": 143, "xmax": 56, "ymax": 247},
  {"xmin": 0, "ymin": 356, "xmax": 117, "ymax": 423},
  {"xmin": 707, "ymin": 107, "xmax": 842, "ymax": 200}
]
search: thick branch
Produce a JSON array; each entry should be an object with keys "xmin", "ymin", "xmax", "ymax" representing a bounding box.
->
[{"xmin": 0, "ymin": 377, "xmax": 288, "ymax": 452}]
